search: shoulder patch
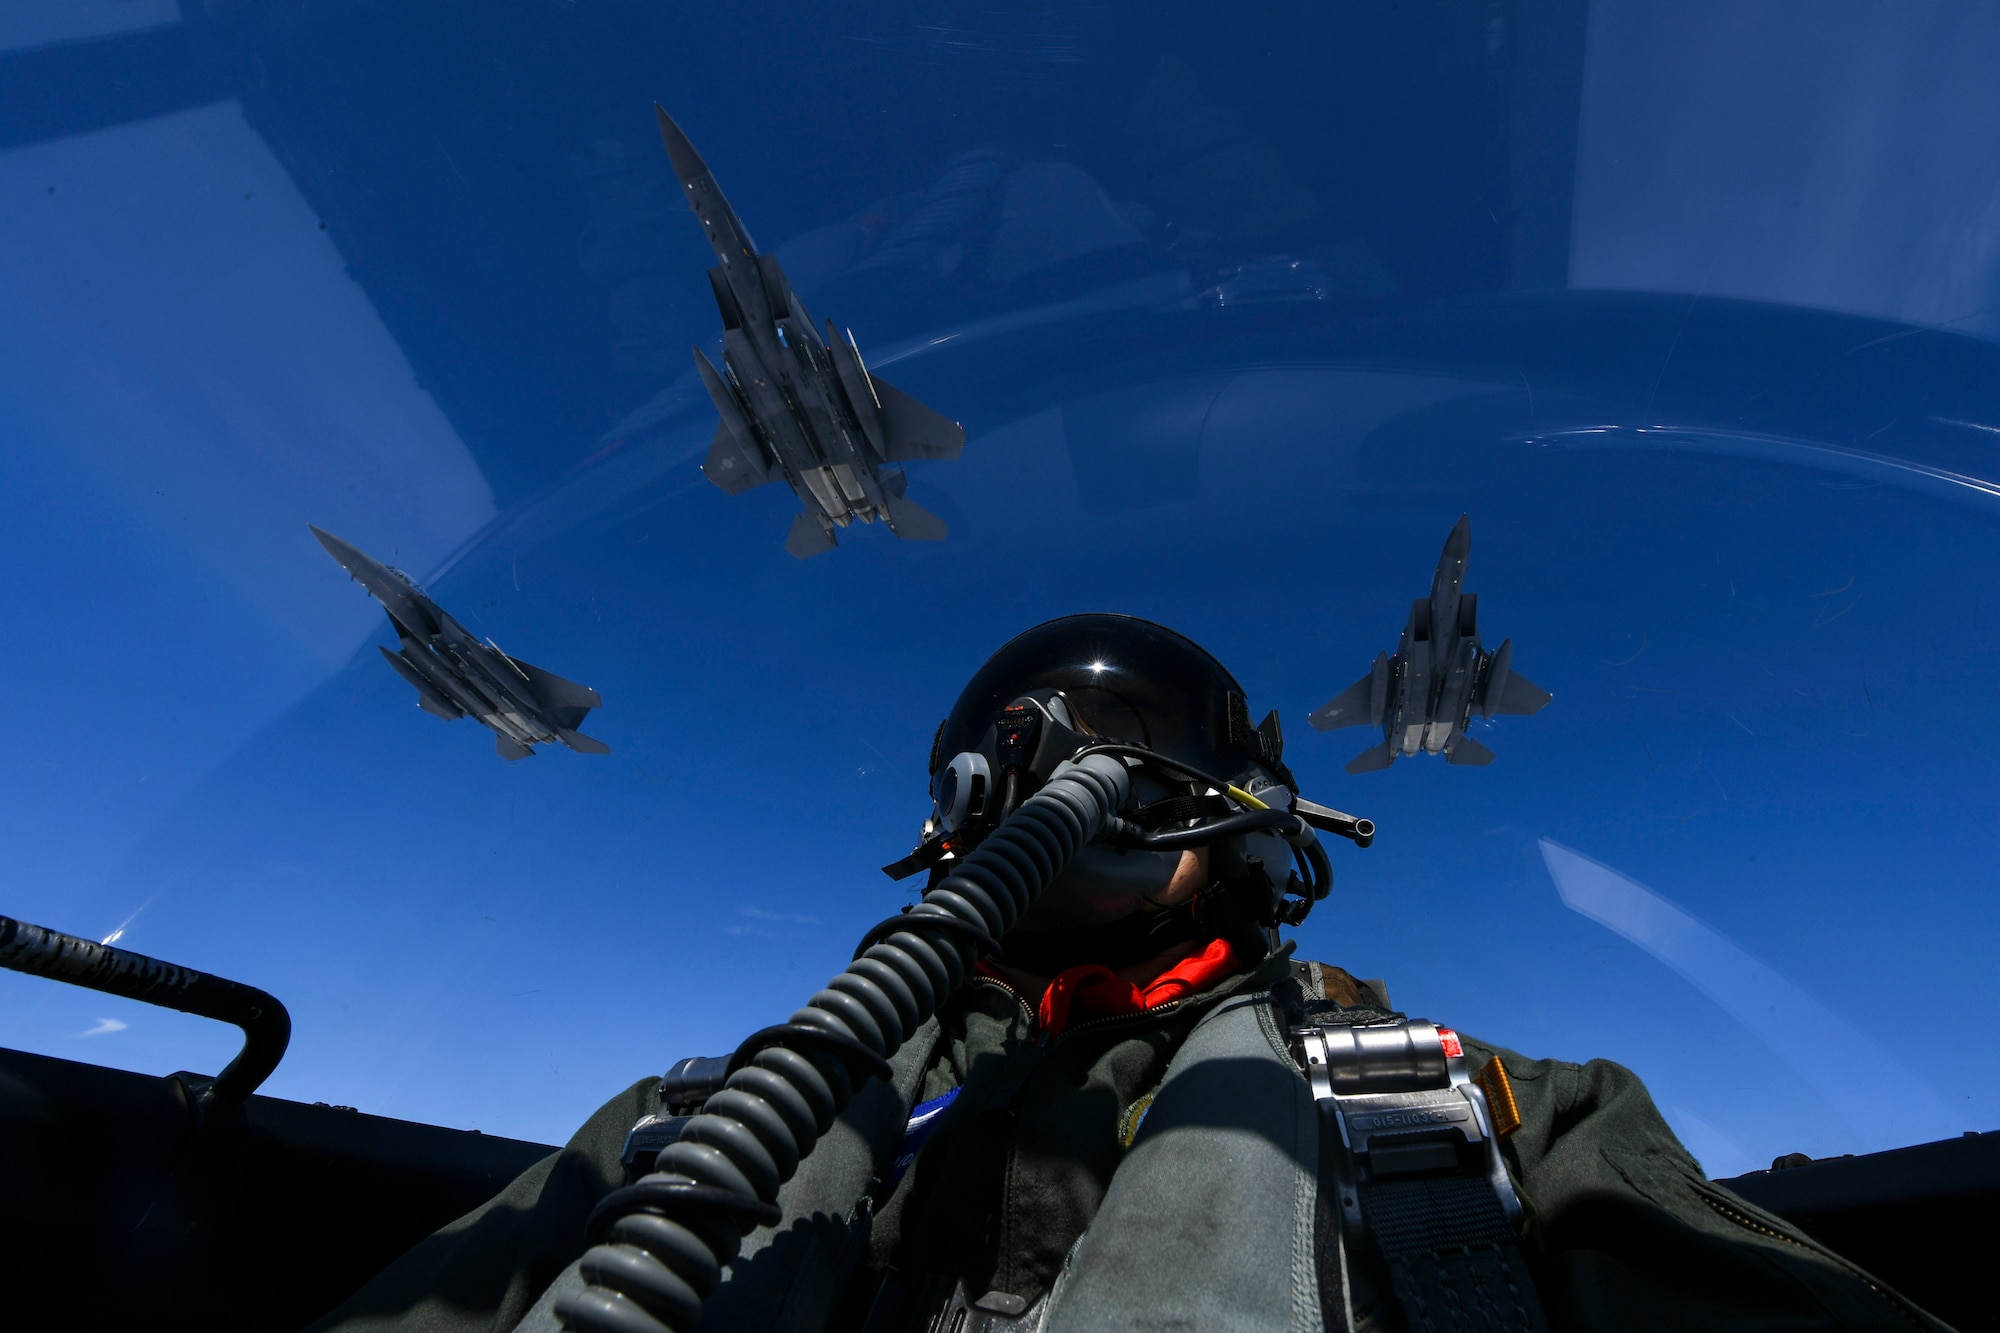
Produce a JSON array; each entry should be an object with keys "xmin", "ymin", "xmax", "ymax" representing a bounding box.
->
[
  {"xmin": 883, "ymin": 1085, "xmax": 961, "ymax": 1190},
  {"xmin": 1119, "ymin": 1089, "xmax": 1157, "ymax": 1149}
]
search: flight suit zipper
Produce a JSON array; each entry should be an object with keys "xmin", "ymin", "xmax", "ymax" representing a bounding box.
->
[
  {"xmin": 1691, "ymin": 1181, "xmax": 1930, "ymax": 1331},
  {"xmin": 1045, "ymin": 997, "xmax": 1191, "ymax": 1045},
  {"xmin": 966, "ymin": 973, "xmax": 1205, "ymax": 1046}
]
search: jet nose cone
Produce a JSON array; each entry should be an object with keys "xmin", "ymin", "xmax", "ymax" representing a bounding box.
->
[
  {"xmin": 309, "ymin": 523, "xmax": 364, "ymax": 568},
  {"xmin": 653, "ymin": 104, "xmax": 711, "ymax": 186},
  {"xmin": 309, "ymin": 526, "xmax": 406, "ymax": 596}
]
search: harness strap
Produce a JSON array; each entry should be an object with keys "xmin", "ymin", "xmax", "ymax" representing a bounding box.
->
[
  {"xmin": 1365, "ymin": 1176, "xmax": 1542, "ymax": 1333},
  {"xmin": 1291, "ymin": 959, "xmax": 1393, "ymax": 1010},
  {"xmin": 1296, "ymin": 1020, "xmax": 1548, "ymax": 1333}
]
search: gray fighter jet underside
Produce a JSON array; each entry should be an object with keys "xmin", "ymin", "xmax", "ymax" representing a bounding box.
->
[
  {"xmin": 1310, "ymin": 515, "xmax": 1550, "ymax": 772},
  {"xmin": 310, "ymin": 526, "xmax": 609, "ymax": 761},
  {"xmin": 656, "ymin": 106, "xmax": 966, "ymax": 559}
]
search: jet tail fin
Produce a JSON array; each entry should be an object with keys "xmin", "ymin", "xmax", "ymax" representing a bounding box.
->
[
  {"xmin": 786, "ymin": 510, "xmax": 838, "ymax": 559},
  {"xmin": 556, "ymin": 728, "xmax": 612, "ymax": 756},
  {"xmin": 883, "ymin": 493, "xmax": 948, "ymax": 542},
  {"xmin": 495, "ymin": 735, "xmax": 534, "ymax": 761},
  {"xmin": 873, "ymin": 375, "xmax": 966, "ymax": 462},
  {"xmin": 1447, "ymin": 735, "xmax": 1496, "ymax": 766},
  {"xmin": 1345, "ymin": 742, "xmax": 1395, "ymax": 774}
]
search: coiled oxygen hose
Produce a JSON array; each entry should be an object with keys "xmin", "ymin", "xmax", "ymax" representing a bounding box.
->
[{"xmin": 555, "ymin": 752, "xmax": 1133, "ymax": 1333}]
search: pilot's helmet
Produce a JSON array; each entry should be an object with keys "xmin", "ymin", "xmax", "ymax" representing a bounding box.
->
[
  {"xmin": 928, "ymin": 614, "xmax": 1297, "ymax": 958},
  {"xmin": 933, "ymin": 613, "xmax": 1284, "ymax": 790}
]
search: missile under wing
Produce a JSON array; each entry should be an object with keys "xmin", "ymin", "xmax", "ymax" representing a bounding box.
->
[
  {"xmin": 309, "ymin": 526, "xmax": 609, "ymax": 761},
  {"xmin": 1309, "ymin": 515, "xmax": 1549, "ymax": 772},
  {"xmin": 655, "ymin": 106, "xmax": 965, "ymax": 558}
]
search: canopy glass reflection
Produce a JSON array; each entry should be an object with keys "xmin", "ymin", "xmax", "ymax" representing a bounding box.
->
[{"xmin": 4, "ymin": 1, "xmax": 1998, "ymax": 1180}]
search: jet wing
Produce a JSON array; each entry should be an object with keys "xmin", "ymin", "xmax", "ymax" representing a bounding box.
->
[
  {"xmin": 1311, "ymin": 673, "xmax": 1374, "ymax": 731},
  {"xmin": 703, "ymin": 423, "xmax": 776, "ymax": 496},
  {"xmin": 1310, "ymin": 652, "xmax": 1391, "ymax": 731},
  {"xmin": 505, "ymin": 655, "xmax": 604, "ymax": 732},
  {"xmin": 508, "ymin": 655, "xmax": 611, "ymax": 755},
  {"xmin": 694, "ymin": 348, "xmax": 776, "ymax": 496},
  {"xmin": 1479, "ymin": 639, "xmax": 1552, "ymax": 718},
  {"xmin": 1492, "ymin": 671, "xmax": 1552, "ymax": 716},
  {"xmin": 872, "ymin": 375, "xmax": 966, "ymax": 463}
]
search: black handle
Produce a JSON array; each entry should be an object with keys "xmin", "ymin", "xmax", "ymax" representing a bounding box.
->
[
  {"xmin": 0, "ymin": 913, "xmax": 290, "ymax": 1104},
  {"xmin": 1293, "ymin": 797, "xmax": 1376, "ymax": 848}
]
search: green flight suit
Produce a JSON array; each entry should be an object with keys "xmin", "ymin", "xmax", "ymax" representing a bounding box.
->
[{"xmin": 309, "ymin": 946, "xmax": 1951, "ymax": 1333}]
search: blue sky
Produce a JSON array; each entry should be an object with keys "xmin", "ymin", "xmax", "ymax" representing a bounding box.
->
[{"xmin": 4, "ymin": 1, "xmax": 2000, "ymax": 1181}]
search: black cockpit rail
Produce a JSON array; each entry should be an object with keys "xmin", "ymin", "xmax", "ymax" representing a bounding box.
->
[{"xmin": 0, "ymin": 913, "xmax": 290, "ymax": 1106}]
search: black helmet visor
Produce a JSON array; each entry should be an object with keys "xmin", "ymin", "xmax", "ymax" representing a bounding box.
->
[{"xmin": 934, "ymin": 614, "xmax": 1261, "ymax": 789}]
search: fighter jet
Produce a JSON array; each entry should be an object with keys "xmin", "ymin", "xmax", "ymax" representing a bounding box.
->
[
  {"xmin": 1310, "ymin": 515, "xmax": 1550, "ymax": 772},
  {"xmin": 310, "ymin": 526, "xmax": 609, "ymax": 761},
  {"xmin": 656, "ymin": 106, "xmax": 966, "ymax": 559}
]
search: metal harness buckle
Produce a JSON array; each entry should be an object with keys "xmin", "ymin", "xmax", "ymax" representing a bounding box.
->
[
  {"xmin": 1295, "ymin": 1019, "xmax": 1546, "ymax": 1333},
  {"xmin": 1294, "ymin": 1019, "xmax": 1522, "ymax": 1233}
]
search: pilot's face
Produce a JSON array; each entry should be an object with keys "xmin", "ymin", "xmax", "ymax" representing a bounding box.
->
[
  {"xmin": 1150, "ymin": 847, "xmax": 1209, "ymax": 909},
  {"xmin": 1010, "ymin": 843, "xmax": 1213, "ymax": 933}
]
